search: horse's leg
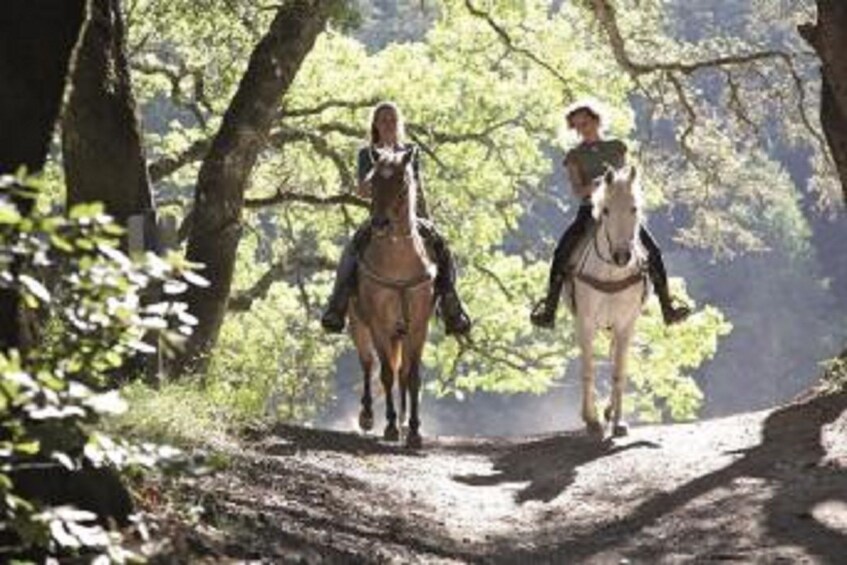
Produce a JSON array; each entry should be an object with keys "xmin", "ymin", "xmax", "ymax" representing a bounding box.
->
[
  {"xmin": 405, "ymin": 354, "xmax": 423, "ymax": 449},
  {"xmin": 577, "ymin": 317, "xmax": 602, "ymax": 437},
  {"xmin": 378, "ymin": 337, "xmax": 402, "ymax": 442},
  {"xmin": 608, "ymin": 324, "xmax": 634, "ymax": 437},
  {"xmin": 350, "ymin": 313, "xmax": 375, "ymax": 432},
  {"xmin": 399, "ymin": 349, "xmax": 408, "ymax": 434},
  {"xmin": 404, "ymin": 322, "xmax": 428, "ymax": 449}
]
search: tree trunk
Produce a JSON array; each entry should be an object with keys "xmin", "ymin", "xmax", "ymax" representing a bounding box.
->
[
  {"xmin": 800, "ymin": 0, "xmax": 847, "ymax": 203},
  {"xmin": 62, "ymin": 0, "xmax": 161, "ymax": 383},
  {"xmin": 174, "ymin": 0, "xmax": 339, "ymax": 374},
  {"xmin": 62, "ymin": 0, "xmax": 154, "ymax": 227},
  {"xmin": 0, "ymin": 0, "xmax": 88, "ymax": 352}
]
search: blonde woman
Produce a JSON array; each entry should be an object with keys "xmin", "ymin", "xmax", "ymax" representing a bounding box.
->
[
  {"xmin": 530, "ymin": 101, "xmax": 691, "ymax": 328},
  {"xmin": 321, "ymin": 101, "xmax": 472, "ymax": 336}
]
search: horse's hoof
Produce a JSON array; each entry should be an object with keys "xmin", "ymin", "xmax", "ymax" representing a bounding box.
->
[
  {"xmin": 383, "ymin": 425, "xmax": 400, "ymax": 442},
  {"xmin": 405, "ymin": 432, "xmax": 422, "ymax": 449},
  {"xmin": 613, "ymin": 423, "xmax": 629, "ymax": 438},
  {"xmin": 586, "ymin": 421, "xmax": 604, "ymax": 438},
  {"xmin": 359, "ymin": 410, "xmax": 374, "ymax": 432}
]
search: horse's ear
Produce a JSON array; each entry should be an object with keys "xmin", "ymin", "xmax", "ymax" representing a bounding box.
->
[
  {"xmin": 628, "ymin": 165, "xmax": 638, "ymax": 184},
  {"xmin": 604, "ymin": 168, "xmax": 616, "ymax": 186}
]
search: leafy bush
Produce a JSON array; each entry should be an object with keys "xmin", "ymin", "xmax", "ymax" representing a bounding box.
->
[
  {"xmin": 0, "ymin": 175, "xmax": 198, "ymax": 561},
  {"xmin": 821, "ymin": 352, "xmax": 847, "ymax": 394}
]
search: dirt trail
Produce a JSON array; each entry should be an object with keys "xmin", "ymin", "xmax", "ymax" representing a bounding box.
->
[{"xmin": 156, "ymin": 391, "xmax": 847, "ymax": 564}]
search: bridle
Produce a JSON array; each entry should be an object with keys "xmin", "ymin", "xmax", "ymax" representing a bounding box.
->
[{"xmin": 575, "ymin": 204, "xmax": 646, "ymax": 295}]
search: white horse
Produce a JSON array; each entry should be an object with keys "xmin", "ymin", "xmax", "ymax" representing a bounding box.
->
[{"xmin": 568, "ymin": 166, "xmax": 648, "ymax": 439}]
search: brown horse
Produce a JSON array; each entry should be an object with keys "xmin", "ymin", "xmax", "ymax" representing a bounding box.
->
[{"xmin": 348, "ymin": 148, "xmax": 436, "ymax": 448}]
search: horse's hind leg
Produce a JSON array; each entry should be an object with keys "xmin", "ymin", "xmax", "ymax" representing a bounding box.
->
[{"xmin": 607, "ymin": 326, "xmax": 634, "ymax": 438}]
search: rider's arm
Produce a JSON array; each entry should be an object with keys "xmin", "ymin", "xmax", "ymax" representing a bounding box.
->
[
  {"xmin": 565, "ymin": 154, "xmax": 593, "ymax": 200},
  {"xmin": 412, "ymin": 146, "xmax": 430, "ymax": 219},
  {"xmin": 356, "ymin": 147, "xmax": 373, "ymax": 199}
]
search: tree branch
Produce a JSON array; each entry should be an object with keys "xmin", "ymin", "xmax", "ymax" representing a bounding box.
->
[
  {"xmin": 281, "ymin": 97, "xmax": 381, "ymax": 118},
  {"xmin": 149, "ymin": 138, "xmax": 211, "ymax": 182},
  {"xmin": 464, "ymin": 0, "xmax": 574, "ymax": 98},
  {"xmin": 228, "ymin": 253, "xmax": 335, "ymax": 312},
  {"xmin": 588, "ymin": 0, "xmax": 830, "ymax": 169},
  {"xmin": 131, "ymin": 59, "xmax": 210, "ymax": 128},
  {"xmin": 244, "ymin": 187, "xmax": 368, "ymax": 209},
  {"xmin": 588, "ymin": 0, "xmax": 791, "ymax": 77}
]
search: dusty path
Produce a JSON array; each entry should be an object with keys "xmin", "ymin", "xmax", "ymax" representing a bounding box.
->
[{"xmin": 155, "ymin": 391, "xmax": 847, "ymax": 564}]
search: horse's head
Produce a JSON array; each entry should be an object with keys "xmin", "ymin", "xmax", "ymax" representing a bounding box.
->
[
  {"xmin": 366, "ymin": 147, "xmax": 416, "ymax": 234},
  {"xmin": 592, "ymin": 166, "xmax": 644, "ymax": 267}
]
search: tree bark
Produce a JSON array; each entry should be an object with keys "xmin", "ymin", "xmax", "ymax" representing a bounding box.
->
[
  {"xmin": 800, "ymin": 0, "xmax": 847, "ymax": 203},
  {"xmin": 174, "ymin": 0, "xmax": 339, "ymax": 374},
  {"xmin": 62, "ymin": 0, "xmax": 153, "ymax": 227},
  {"xmin": 0, "ymin": 0, "xmax": 88, "ymax": 352}
]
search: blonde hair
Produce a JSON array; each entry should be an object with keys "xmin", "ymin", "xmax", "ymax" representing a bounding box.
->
[{"xmin": 369, "ymin": 101, "xmax": 407, "ymax": 145}]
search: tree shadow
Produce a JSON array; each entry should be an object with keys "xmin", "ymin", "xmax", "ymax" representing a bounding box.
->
[
  {"xmin": 494, "ymin": 390, "xmax": 847, "ymax": 563},
  {"xmin": 453, "ymin": 431, "xmax": 660, "ymax": 504}
]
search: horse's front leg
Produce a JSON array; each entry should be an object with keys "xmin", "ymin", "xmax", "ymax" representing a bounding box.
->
[
  {"xmin": 359, "ymin": 352, "xmax": 375, "ymax": 432},
  {"xmin": 350, "ymin": 311, "xmax": 375, "ymax": 432},
  {"xmin": 399, "ymin": 366, "xmax": 408, "ymax": 434},
  {"xmin": 607, "ymin": 324, "xmax": 634, "ymax": 438},
  {"xmin": 577, "ymin": 318, "xmax": 602, "ymax": 437},
  {"xmin": 377, "ymin": 338, "xmax": 402, "ymax": 442},
  {"xmin": 404, "ymin": 356, "xmax": 423, "ymax": 449}
]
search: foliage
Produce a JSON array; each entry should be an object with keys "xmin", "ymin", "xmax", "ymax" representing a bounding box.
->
[
  {"xmin": 821, "ymin": 353, "xmax": 847, "ymax": 394},
  {"xmin": 0, "ymin": 175, "xmax": 197, "ymax": 560},
  {"xmin": 584, "ymin": 0, "xmax": 831, "ymax": 257},
  {"xmin": 120, "ymin": 0, "xmax": 739, "ymax": 422}
]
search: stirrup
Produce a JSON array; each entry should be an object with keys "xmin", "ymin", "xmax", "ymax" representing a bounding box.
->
[{"xmin": 439, "ymin": 293, "xmax": 472, "ymax": 336}]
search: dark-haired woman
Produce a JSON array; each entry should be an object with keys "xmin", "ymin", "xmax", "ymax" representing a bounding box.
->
[
  {"xmin": 321, "ymin": 101, "xmax": 472, "ymax": 336},
  {"xmin": 530, "ymin": 101, "xmax": 691, "ymax": 328}
]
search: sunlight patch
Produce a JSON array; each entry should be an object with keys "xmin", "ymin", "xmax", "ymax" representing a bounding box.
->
[{"xmin": 811, "ymin": 500, "xmax": 847, "ymax": 535}]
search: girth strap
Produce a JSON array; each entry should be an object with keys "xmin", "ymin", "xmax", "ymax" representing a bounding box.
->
[
  {"xmin": 575, "ymin": 271, "xmax": 645, "ymax": 294},
  {"xmin": 358, "ymin": 259, "xmax": 436, "ymax": 291}
]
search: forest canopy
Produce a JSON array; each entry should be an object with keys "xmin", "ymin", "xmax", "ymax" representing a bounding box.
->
[{"xmin": 2, "ymin": 0, "xmax": 847, "ymax": 559}]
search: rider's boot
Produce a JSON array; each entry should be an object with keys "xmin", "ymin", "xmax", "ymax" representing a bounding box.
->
[
  {"xmin": 530, "ymin": 270, "xmax": 567, "ymax": 329},
  {"xmin": 419, "ymin": 220, "xmax": 472, "ymax": 336},
  {"xmin": 321, "ymin": 227, "xmax": 371, "ymax": 333},
  {"xmin": 531, "ymin": 219, "xmax": 586, "ymax": 329},
  {"xmin": 647, "ymin": 250, "xmax": 691, "ymax": 326}
]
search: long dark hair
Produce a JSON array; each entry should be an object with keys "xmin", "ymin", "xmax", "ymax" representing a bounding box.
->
[{"xmin": 369, "ymin": 101, "xmax": 407, "ymax": 145}]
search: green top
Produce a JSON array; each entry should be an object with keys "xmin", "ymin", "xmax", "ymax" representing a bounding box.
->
[{"xmin": 564, "ymin": 139, "xmax": 627, "ymax": 201}]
